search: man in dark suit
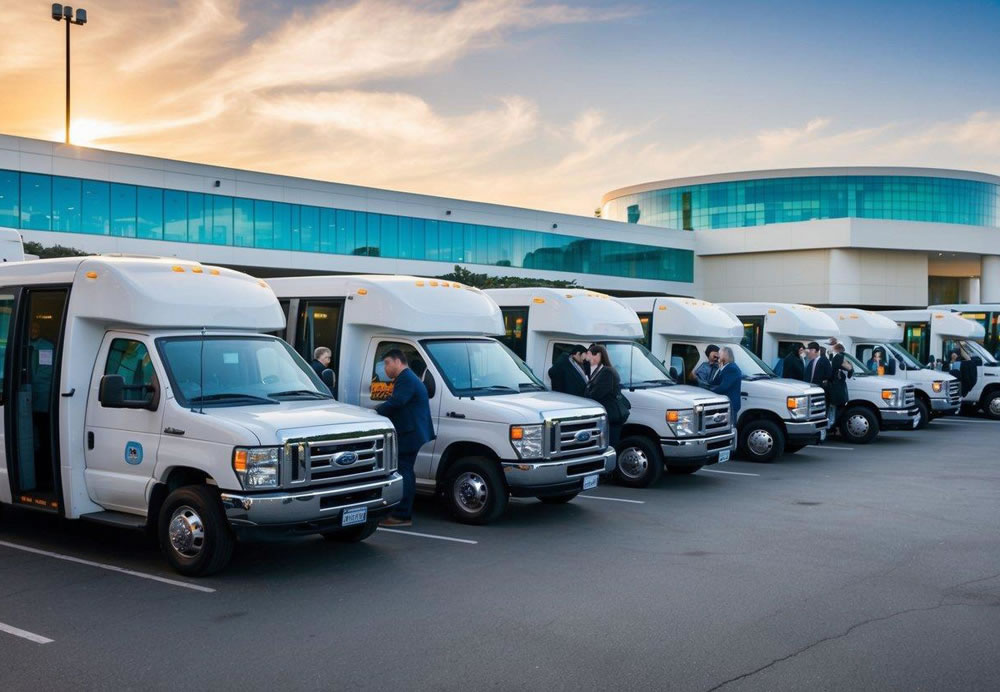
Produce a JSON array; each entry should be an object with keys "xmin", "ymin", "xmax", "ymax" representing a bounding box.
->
[
  {"xmin": 376, "ymin": 349, "xmax": 435, "ymax": 527},
  {"xmin": 548, "ymin": 345, "xmax": 590, "ymax": 397},
  {"xmin": 804, "ymin": 341, "xmax": 833, "ymax": 421},
  {"xmin": 310, "ymin": 346, "xmax": 332, "ymax": 378},
  {"xmin": 708, "ymin": 346, "xmax": 743, "ymax": 417}
]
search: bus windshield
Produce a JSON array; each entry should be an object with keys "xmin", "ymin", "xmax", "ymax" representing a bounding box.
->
[
  {"xmin": 423, "ymin": 339, "xmax": 545, "ymax": 397},
  {"xmin": 731, "ymin": 344, "xmax": 777, "ymax": 379},
  {"xmin": 884, "ymin": 342, "xmax": 926, "ymax": 370},
  {"xmin": 841, "ymin": 352, "xmax": 873, "ymax": 376},
  {"xmin": 600, "ymin": 341, "xmax": 675, "ymax": 388}
]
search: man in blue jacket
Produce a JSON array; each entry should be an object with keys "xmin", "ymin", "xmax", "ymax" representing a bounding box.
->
[
  {"xmin": 376, "ymin": 349, "xmax": 435, "ymax": 527},
  {"xmin": 708, "ymin": 346, "xmax": 743, "ymax": 417}
]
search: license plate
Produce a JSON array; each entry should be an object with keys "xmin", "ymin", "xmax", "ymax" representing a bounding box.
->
[
  {"xmin": 820, "ymin": 428, "xmax": 827, "ymax": 442},
  {"xmin": 582, "ymin": 474, "xmax": 599, "ymax": 491},
  {"xmin": 341, "ymin": 506, "xmax": 367, "ymax": 527},
  {"xmin": 718, "ymin": 449, "xmax": 731, "ymax": 463}
]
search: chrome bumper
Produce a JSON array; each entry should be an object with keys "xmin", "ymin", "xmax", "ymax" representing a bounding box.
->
[
  {"xmin": 220, "ymin": 473, "xmax": 403, "ymax": 527},
  {"xmin": 660, "ymin": 430, "xmax": 736, "ymax": 460},
  {"xmin": 786, "ymin": 419, "xmax": 828, "ymax": 441},
  {"xmin": 930, "ymin": 396, "xmax": 960, "ymax": 413},
  {"xmin": 880, "ymin": 407, "xmax": 920, "ymax": 429},
  {"xmin": 502, "ymin": 448, "xmax": 616, "ymax": 489}
]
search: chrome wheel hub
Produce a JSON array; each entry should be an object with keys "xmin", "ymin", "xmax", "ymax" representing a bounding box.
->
[
  {"xmin": 746, "ymin": 429, "xmax": 774, "ymax": 456},
  {"xmin": 618, "ymin": 447, "xmax": 648, "ymax": 479},
  {"xmin": 454, "ymin": 472, "xmax": 489, "ymax": 513},
  {"xmin": 168, "ymin": 505, "xmax": 205, "ymax": 558},
  {"xmin": 989, "ymin": 397, "xmax": 1000, "ymax": 417},
  {"xmin": 846, "ymin": 414, "xmax": 870, "ymax": 438}
]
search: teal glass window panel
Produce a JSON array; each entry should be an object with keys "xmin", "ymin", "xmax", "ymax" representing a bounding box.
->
[
  {"xmin": 424, "ymin": 219, "xmax": 438, "ymax": 260},
  {"xmin": 137, "ymin": 187, "xmax": 163, "ymax": 240},
  {"xmin": 273, "ymin": 202, "xmax": 291, "ymax": 250},
  {"xmin": 111, "ymin": 183, "xmax": 137, "ymax": 237},
  {"xmin": 234, "ymin": 198, "xmax": 254, "ymax": 247},
  {"xmin": 254, "ymin": 200, "xmax": 273, "ymax": 249},
  {"xmin": 289, "ymin": 204, "xmax": 300, "ymax": 250},
  {"xmin": 0, "ymin": 170, "xmax": 17, "ymax": 227},
  {"xmin": 352, "ymin": 210, "xmax": 366, "ymax": 255},
  {"xmin": 211, "ymin": 195, "xmax": 233, "ymax": 245},
  {"xmin": 398, "ymin": 216, "xmax": 412, "ymax": 259},
  {"xmin": 51, "ymin": 176, "xmax": 81, "ymax": 231},
  {"xmin": 20, "ymin": 173, "xmax": 51, "ymax": 230},
  {"xmin": 366, "ymin": 212, "xmax": 380, "ymax": 257},
  {"xmin": 81, "ymin": 180, "xmax": 109, "ymax": 235},
  {"xmin": 320, "ymin": 208, "xmax": 335, "ymax": 253},
  {"xmin": 299, "ymin": 206, "xmax": 318, "ymax": 252},
  {"xmin": 187, "ymin": 193, "xmax": 208, "ymax": 243},
  {"xmin": 335, "ymin": 209, "xmax": 352, "ymax": 254},
  {"xmin": 410, "ymin": 217, "xmax": 425, "ymax": 260},
  {"xmin": 164, "ymin": 189, "xmax": 187, "ymax": 242},
  {"xmin": 380, "ymin": 214, "xmax": 398, "ymax": 258}
]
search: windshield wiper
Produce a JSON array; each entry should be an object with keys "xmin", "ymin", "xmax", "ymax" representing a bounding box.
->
[
  {"xmin": 518, "ymin": 383, "xmax": 546, "ymax": 391},
  {"xmin": 746, "ymin": 373, "xmax": 773, "ymax": 380},
  {"xmin": 188, "ymin": 393, "xmax": 278, "ymax": 405},
  {"xmin": 634, "ymin": 379, "xmax": 672, "ymax": 387},
  {"xmin": 481, "ymin": 385, "xmax": 518, "ymax": 392},
  {"xmin": 269, "ymin": 389, "xmax": 332, "ymax": 399}
]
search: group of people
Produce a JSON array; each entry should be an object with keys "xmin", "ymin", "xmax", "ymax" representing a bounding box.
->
[
  {"xmin": 549, "ymin": 344, "xmax": 631, "ymax": 446},
  {"xmin": 780, "ymin": 339, "xmax": 853, "ymax": 424}
]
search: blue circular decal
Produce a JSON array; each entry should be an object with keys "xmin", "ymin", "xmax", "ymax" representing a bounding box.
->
[{"xmin": 124, "ymin": 441, "xmax": 144, "ymax": 465}]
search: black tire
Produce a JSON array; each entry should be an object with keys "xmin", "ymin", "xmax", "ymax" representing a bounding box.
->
[
  {"xmin": 839, "ymin": 405, "xmax": 880, "ymax": 444},
  {"xmin": 666, "ymin": 466, "xmax": 700, "ymax": 475},
  {"xmin": 981, "ymin": 390, "xmax": 1000, "ymax": 421},
  {"xmin": 322, "ymin": 517, "xmax": 379, "ymax": 543},
  {"xmin": 738, "ymin": 419, "xmax": 786, "ymax": 462},
  {"xmin": 158, "ymin": 485, "xmax": 235, "ymax": 577},
  {"xmin": 614, "ymin": 436, "xmax": 663, "ymax": 488},
  {"xmin": 784, "ymin": 444, "xmax": 806, "ymax": 454},
  {"xmin": 914, "ymin": 397, "xmax": 931, "ymax": 429},
  {"xmin": 538, "ymin": 492, "xmax": 579, "ymax": 504},
  {"xmin": 445, "ymin": 457, "xmax": 508, "ymax": 525}
]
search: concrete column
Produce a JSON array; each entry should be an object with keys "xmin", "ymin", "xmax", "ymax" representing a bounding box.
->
[
  {"xmin": 959, "ymin": 277, "xmax": 981, "ymax": 304},
  {"xmin": 982, "ymin": 256, "xmax": 1000, "ymax": 304}
]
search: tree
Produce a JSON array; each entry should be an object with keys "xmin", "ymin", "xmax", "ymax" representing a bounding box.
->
[
  {"xmin": 436, "ymin": 265, "xmax": 578, "ymax": 289},
  {"xmin": 22, "ymin": 241, "xmax": 90, "ymax": 259}
]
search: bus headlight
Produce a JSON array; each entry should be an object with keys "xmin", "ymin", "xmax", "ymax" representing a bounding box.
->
[
  {"xmin": 932, "ymin": 381, "xmax": 943, "ymax": 393},
  {"xmin": 233, "ymin": 447, "xmax": 280, "ymax": 489},
  {"xmin": 881, "ymin": 389, "xmax": 900, "ymax": 407},
  {"xmin": 667, "ymin": 409, "xmax": 696, "ymax": 436},
  {"xmin": 510, "ymin": 425, "xmax": 544, "ymax": 459},
  {"xmin": 786, "ymin": 396, "xmax": 808, "ymax": 419}
]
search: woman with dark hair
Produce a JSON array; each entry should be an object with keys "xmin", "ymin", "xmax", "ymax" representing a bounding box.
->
[
  {"xmin": 584, "ymin": 343, "xmax": 628, "ymax": 447},
  {"xmin": 782, "ymin": 343, "xmax": 806, "ymax": 381}
]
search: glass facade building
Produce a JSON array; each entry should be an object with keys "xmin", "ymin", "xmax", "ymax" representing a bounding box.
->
[
  {"xmin": 0, "ymin": 169, "xmax": 692, "ymax": 283},
  {"xmin": 602, "ymin": 174, "xmax": 1000, "ymax": 231}
]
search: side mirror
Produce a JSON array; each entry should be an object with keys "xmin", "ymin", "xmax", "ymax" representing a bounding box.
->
[
  {"xmin": 423, "ymin": 370, "xmax": 437, "ymax": 399},
  {"xmin": 99, "ymin": 374, "xmax": 157, "ymax": 410},
  {"xmin": 885, "ymin": 361, "xmax": 897, "ymax": 374},
  {"xmin": 669, "ymin": 366, "xmax": 679, "ymax": 380},
  {"xmin": 321, "ymin": 368, "xmax": 336, "ymax": 390}
]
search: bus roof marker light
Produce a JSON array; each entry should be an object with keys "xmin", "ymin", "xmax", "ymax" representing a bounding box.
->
[
  {"xmin": 357, "ymin": 288, "xmax": 368, "ymax": 295},
  {"xmin": 533, "ymin": 297, "xmax": 545, "ymax": 304},
  {"xmin": 171, "ymin": 266, "xmax": 185, "ymax": 273},
  {"xmin": 192, "ymin": 267, "xmax": 204, "ymax": 274},
  {"xmin": 85, "ymin": 271, "xmax": 98, "ymax": 279}
]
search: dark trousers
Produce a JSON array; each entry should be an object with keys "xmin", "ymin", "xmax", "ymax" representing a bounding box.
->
[
  {"xmin": 393, "ymin": 450, "xmax": 417, "ymax": 520},
  {"xmin": 609, "ymin": 423, "xmax": 622, "ymax": 450}
]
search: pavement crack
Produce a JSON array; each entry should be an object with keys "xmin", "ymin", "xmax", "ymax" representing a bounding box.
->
[{"xmin": 704, "ymin": 602, "xmax": 963, "ymax": 692}]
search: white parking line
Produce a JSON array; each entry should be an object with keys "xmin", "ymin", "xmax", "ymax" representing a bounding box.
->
[
  {"xmin": 700, "ymin": 468, "xmax": 760, "ymax": 477},
  {"xmin": 0, "ymin": 622, "xmax": 53, "ymax": 644},
  {"xmin": 936, "ymin": 418, "xmax": 997, "ymax": 424},
  {"xmin": 807, "ymin": 445, "xmax": 855, "ymax": 451},
  {"xmin": 577, "ymin": 494, "xmax": 646, "ymax": 504},
  {"xmin": 0, "ymin": 540, "xmax": 215, "ymax": 593},
  {"xmin": 376, "ymin": 528, "xmax": 478, "ymax": 545}
]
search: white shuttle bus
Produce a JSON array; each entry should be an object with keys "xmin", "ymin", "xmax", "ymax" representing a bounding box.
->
[
  {"xmin": 486, "ymin": 289, "xmax": 735, "ymax": 487},
  {"xmin": 821, "ymin": 307, "xmax": 960, "ymax": 427},
  {"xmin": 623, "ymin": 297, "xmax": 827, "ymax": 462},
  {"xmin": 268, "ymin": 276, "xmax": 616, "ymax": 525},
  {"xmin": 721, "ymin": 303, "xmax": 920, "ymax": 444},
  {"xmin": 928, "ymin": 304, "xmax": 1000, "ymax": 361},
  {"xmin": 0, "ymin": 257, "xmax": 402, "ymax": 576},
  {"xmin": 881, "ymin": 309, "xmax": 1000, "ymax": 419}
]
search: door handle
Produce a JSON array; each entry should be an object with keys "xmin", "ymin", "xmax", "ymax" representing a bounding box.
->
[
  {"xmin": 446, "ymin": 412, "xmax": 466, "ymax": 419},
  {"xmin": 61, "ymin": 388, "xmax": 76, "ymax": 398},
  {"xmin": 164, "ymin": 427, "xmax": 185, "ymax": 435},
  {"xmin": 87, "ymin": 431, "xmax": 94, "ymax": 450}
]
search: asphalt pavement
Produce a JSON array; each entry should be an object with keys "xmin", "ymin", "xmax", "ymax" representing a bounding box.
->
[{"xmin": 1, "ymin": 415, "xmax": 999, "ymax": 691}]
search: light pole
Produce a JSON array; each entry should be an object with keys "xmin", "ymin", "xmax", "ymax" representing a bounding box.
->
[{"xmin": 51, "ymin": 3, "xmax": 88, "ymax": 145}]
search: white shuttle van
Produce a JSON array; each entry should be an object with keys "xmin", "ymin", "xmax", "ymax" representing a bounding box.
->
[
  {"xmin": 820, "ymin": 307, "xmax": 960, "ymax": 427},
  {"xmin": 268, "ymin": 276, "xmax": 616, "ymax": 525},
  {"xmin": 880, "ymin": 309, "xmax": 1000, "ymax": 419},
  {"xmin": 486, "ymin": 289, "xmax": 735, "ymax": 487},
  {"xmin": 721, "ymin": 303, "xmax": 920, "ymax": 444},
  {"xmin": 928, "ymin": 304, "xmax": 1000, "ymax": 360},
  {"xmin": 623, "ymin": 297, "xmax": 827, "ymax": 462},
  {"xmin": 0, "ymin": 257, "xmax": 402, "ymax": 576}
]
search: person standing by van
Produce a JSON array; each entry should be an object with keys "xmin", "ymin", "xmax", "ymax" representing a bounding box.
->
[
  {"xmin": 549, "ymin": 345, "xmax": 590, "ymax": 397},
  {"xmin": 311, "ymin": 346, "xmax": 332, "ymax": 378},
  {"xmin": 708, "ymin": 346, "xmax": 743, "ymax": 417},
  {"xmin": 376, "ymin": 349, "xmax": 435, "ymax": 528},
  {"xmin": 782, "ymin": 343, "xmax": 806, "ymax": 381},
  {"xmin": 694, "ymin": 344, "xmax": 720, "ymax": 386},
  {"xmin": 584, "ymin": 344, "xmax": 628, "ymax": 447},
  {"xmin": 828, "ymin": 342, "xmax": 853, "ymax": 425}
]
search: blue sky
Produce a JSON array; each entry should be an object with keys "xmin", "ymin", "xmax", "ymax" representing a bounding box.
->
[{"xmin": 1, "ymin": 0, "xmax": 998, "ymax": 214}]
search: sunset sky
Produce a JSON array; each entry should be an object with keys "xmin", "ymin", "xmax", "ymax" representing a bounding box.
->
[{"xmin": 2, "ymin": 0, "xmax": 999, "ymax": 215}]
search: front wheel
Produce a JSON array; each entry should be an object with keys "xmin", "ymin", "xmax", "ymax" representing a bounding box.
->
[
  {"xmin": 981, "ymin": 390, "xmax": 1000, "ymax": 421},
  {"xmin": 914, "ymin": 398, "xmax": 931, "ymax": 429},
  {"xmin": 615, "ymin": 436, "xmax": 663, "ymax": 488},
  {"xmin": 445, "ymin": 457, "xmax": 508, "ymax": 525},
  {"xmin": 158, "ymin": 485, "xmax": 235, "ymax": 577},
  {"xmin": 322, "ymin": 517, "xmax": 379, "ymax": 543},
  {"xmin": 538, "ymin": 492, "xmax": 579, "ymax": 504},
  {"xmin": 738, "ymin": 419, "xmax": 786, "ymax": 462},
  {"xmin": 839, "ymin": 406, "xmax": 879, "ymax": 444}
]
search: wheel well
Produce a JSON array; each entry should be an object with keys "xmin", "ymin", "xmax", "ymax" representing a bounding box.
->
[
  {"xmin": 981, "ymin": 384, "xmax": 1000, "ymax": 400},
  {"xmin": 147, "ymin": 467, "xmax": 215, "ymax": 530},
  {"xmin": 913, "ymin": 389, "xmax": 930, "ymax": 405},
  {"xmin": 737, "ymin": 409, "xmax": 786, "ymax": 434},
  {"xmin": 619, "ymin": 422, "xmax": 659, "ymax": 444},
  {"xmin": 845, "ymin": 400, "xmax": 880, "ymax": 421},
  {"xmin": 435, "ymin": 442, "xmax": 500, "ymax": 484}
]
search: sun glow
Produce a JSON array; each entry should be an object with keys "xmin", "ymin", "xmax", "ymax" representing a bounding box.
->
[{"xmin": 51, "ymin": 118, "xmax": 118, "ymax": 146}]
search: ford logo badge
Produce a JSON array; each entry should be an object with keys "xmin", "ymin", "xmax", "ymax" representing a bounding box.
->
[
  {"xmin": 574, "ymin": 430, "xmax": 592, "ymax": 443},
  {"xmin": 712, "ymin": 413, "xmax": 725, "ymax": 423},
  {"xmin": 334, "ymin": 451, "xmax": 359, "ymax": 466}
]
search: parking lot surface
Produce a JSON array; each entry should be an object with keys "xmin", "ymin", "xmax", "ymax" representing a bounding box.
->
[{"xmin": 2, "ymin": 417, "xmax": 999, "ymax": 691}]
